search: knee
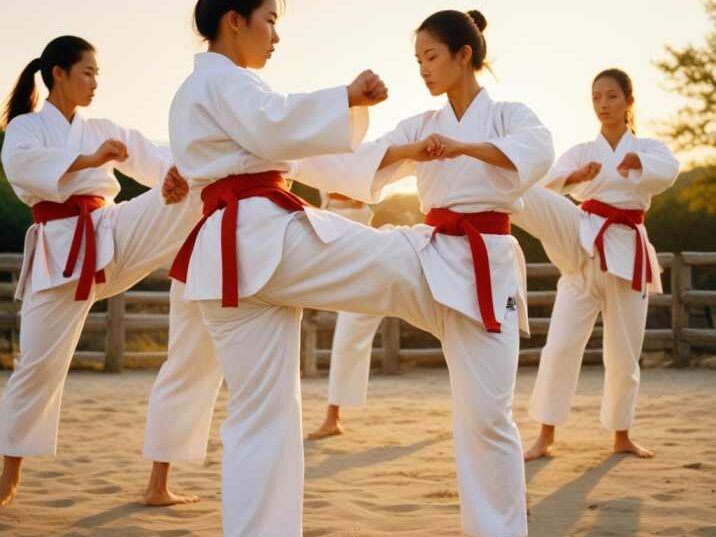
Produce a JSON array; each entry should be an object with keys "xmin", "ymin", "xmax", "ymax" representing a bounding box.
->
[{"xmin": 463, "ymin": 400, "xmax": 515, "ymax": 442}]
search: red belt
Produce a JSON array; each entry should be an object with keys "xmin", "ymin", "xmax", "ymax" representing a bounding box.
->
[
  {"xmin": 581, "ymin": 199, "xmax": 652, "ymax": 292},
  {"xmin": 32, "ymin": 195, "xmax": 107, "ymax": 301},
  {"xmin": 170, "ymin": 171, "xmax": 307, "ymax": 307},
  {"xmin": 426, "ymin": 208, "xmax": 511, "ymax": 333}
]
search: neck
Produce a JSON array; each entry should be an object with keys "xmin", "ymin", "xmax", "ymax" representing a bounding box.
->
[
  {"xmin": 447, "ymin": 75, "xmax": 480, "ymax": 121},
  {"xmin": 601, "ymin": 123, "xmax": 629, "ymax": 150},
  {"xmin": 47, "ymin": 93, "xmax": 77, "ymax": 122},
  {"xmin": 209, "ymin": 42, "xmax": 248, "ymax": 68}
]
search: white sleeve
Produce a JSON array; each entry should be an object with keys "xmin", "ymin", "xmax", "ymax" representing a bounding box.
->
[
  {"xmin": 210, "ymin": 71, "xmax": 369, "ymax": 162},
  {"xmin": 0, "ymin": 117, "xmax": 80, "ymax": 203},
  {"xmin": 486, "ymin": 102, "xmax": 555, "ymax": 196},
  {"xmin": 291, "ymin": 115, "xmax": 422, "ymax": 204},
  {"xmin": 541, "ymin": 145, "xmax": 583, "ymax": 193},
  {"xmin": 95, "ymin": 120, "xmax": 172, "ymax": 188},
  {"xmin": 629, "ymin": 139, "xmax": 680, "ymax": 196}
]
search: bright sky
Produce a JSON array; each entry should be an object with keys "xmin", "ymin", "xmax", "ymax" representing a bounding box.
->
[{"xmin": 0, "ymin": 0, "xmax": 709, "ymax": 192}]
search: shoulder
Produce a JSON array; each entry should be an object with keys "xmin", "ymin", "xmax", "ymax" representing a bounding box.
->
[{"xmin": 4, "ymin": 112, "xmax": 41, "ymax": 136}]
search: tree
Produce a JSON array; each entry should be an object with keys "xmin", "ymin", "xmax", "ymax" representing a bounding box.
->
[
  {"xmin": 656, "ymin": 0, "xmax": 715, "ymax": 153},
  {"xmin": 656, "ymin": 0, "xmax": 716, "ymax": 213}
]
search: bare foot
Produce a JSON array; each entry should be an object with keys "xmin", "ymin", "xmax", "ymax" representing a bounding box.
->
[
  {"xmin": 614, "ymin": 433, "xmax": 654, "ymax": 458},
  {"xmin": 524, "ymin": 424, "xmax": 555, "ymax": 461},
  {"xmin": 143, "ymin": 489, "xmax": 200, "ymax": 507},
  {"xmin": 307, "ymin": 421, "xmax": 344, "ymax": 440},
  {"xmin": 0, "ymin": 457, "xmax": 22, "ymax": 507},
  {"xmin": 524, "ymin": 436, "xmax": 553, "ymax": 461},
  {"xmin": 143, "ymin": 461, "xmax": 199, "ymax": 507}
]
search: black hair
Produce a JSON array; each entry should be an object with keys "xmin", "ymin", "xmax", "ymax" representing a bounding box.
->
[
  {"xmin": 2, "ymin": 35, "xmax": 95, "ymax": 127},
  {"xmin": 417, "ymin": 9, "xmax": 488, "ymax": 71},
  {"xmin": 194, "ymin": 0, "xmax": 282, "ymax": 41},
  {"xmin": 594, "ymin": 68, "xmax": 636, "ymax": 133}
]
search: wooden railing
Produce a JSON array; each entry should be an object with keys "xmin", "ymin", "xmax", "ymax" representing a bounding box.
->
[{"xmin": 0, "ymin": 252, "xmax": 714, "ymax": 373}]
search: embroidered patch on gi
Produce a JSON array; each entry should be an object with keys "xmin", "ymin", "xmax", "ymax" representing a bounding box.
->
[{"xmin": 506, "ymin": 297, "xmax": 517, "ymax": 311}]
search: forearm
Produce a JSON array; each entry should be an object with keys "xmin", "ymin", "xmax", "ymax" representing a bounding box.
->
[
  {"xmin": 379, "ymin": 143, "xmax": 421, "ymax": 170},
  {"xmin": 67, "ymin": 154, "xmax": 102, "ymax": 173},
  {"xmin": 461, "ymin": 142, "xmax": 516, "ymax": 171}
]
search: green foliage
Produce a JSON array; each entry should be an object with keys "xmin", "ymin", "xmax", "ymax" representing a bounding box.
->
[
  {"xmin": 656, "ymin": 0, "xmax": 716, "ymax": 214},
  {"xmin": 655, "ymin": 0, "xmax": 715, "ymax": 153},
  {"xmin": 647, "ymin": 165, "xmax": 716, "ymax": 252}
]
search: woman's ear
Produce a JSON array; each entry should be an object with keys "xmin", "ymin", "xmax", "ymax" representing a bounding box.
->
[
  {"xmin": 52, "ymin": 65, "xmax": 66, "ymax": 84},
  {"xmin": 459, "ymin": 44, "xmax": 474, "ymax": 67},
  {"xmin": 225, "ymin": 9, "xmax": 249, "ymax": 35}
]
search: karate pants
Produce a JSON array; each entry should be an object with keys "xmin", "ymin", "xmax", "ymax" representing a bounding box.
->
[
  {"xmin": 0, "ymin": 188, "xmax": 200, "ymax": 457},
  {"xmin": 192, "ymin": 215, "xmax": 527, "ymax": 537},
  {"xmin": 142, "ymin": 281, "xmax": 223, "ymax": 462},
  {"xmin": 513, "ymin": 186, "xmax": 649, "ymax": 431},
  {"xmin": 328, "ymin": 312, "xmax": 383, "ymax": 407}
]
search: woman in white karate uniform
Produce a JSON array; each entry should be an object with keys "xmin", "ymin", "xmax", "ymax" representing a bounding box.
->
[
  {"xmin": 0, "ymin": 35, "xmax": 195, "ymax": 505},
  {"xmin": 509, "ymin": 69, "xmax": 680, "ymax": 461},
  {"xmin": 307, "ymin": 192, "xmax": 384, "ymax": 441},
  {"xmin": 167, "ymin": 2, "xmax": 551, "ymax": 535},
  {"xmin": 292, "ymin": 9, "xmax": 555, "ymax": 537}
]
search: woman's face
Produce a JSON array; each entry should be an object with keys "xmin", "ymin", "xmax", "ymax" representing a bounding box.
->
[
  {"xmin": 235, "ymin": 0, "xmax": 281, "ymax": 69},
  {"xmin": 415, "ymin": 30, "xmax": 469, "ymax": 97},
  {"xmin": 592, "ymin": 76, "xmax": 632, "ymax": 129},
  {"xmin": 52, "ymin": 51, "xmax": 98, "ymax": 108}
]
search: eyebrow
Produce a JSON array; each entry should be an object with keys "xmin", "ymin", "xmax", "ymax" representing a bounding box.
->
[
  {"xmin": 415, "ymin": 48, "xmax": 436, "ymax": 57},
  {"xmin": 269, "ymin": 11, "xmax": 278, "ymax": 18}
]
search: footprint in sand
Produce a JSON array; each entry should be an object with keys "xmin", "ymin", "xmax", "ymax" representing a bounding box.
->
[
  {"xmin": 651, "ymin": 493, "xmax": 675, "ymax": 502},
  {"xmin": 353, "ymin": 499, "xmax": 421, "ymax": 514},
  {"xmin": 34, "ymin": 471, "xmax": 64, "ymax": 479},
  {"xmin": 304, "ymin": 499, "xmax": 331, "ymax": 509},
  {"xmin": 658, "ymin": 526, "xmax": 689, "ymax": 535},
  {"xmin": 87, "ymin": 485, "xmax": 122, "ymax": 494},
  {"xmin": 304, "ymin": 529, "xmax": 333, "ymax": 537},
  {"xmin": 425, "ymin": 489, "xmax": 458, "ymax": 499},
  {"xmin": 30, "ymin": 498, "xmax": 77, "ymax": 508}
]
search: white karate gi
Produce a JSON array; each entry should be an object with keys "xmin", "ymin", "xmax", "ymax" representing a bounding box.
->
[
  {"xmin": 321, "ymin": 197, "xmax": 383, "ymax": 407},
  {"xmin": 512, "ymin": 132, "xmax": 679, "ymax": 430},
  {"xmin": 0, "ymin": 101, "xmax": 201, "ymax": 457},
  {"xmin": 293, "ymin": 88, "xmax": 554, "ymax": 537},
  {"xmin": 170, "ymin": 53, "xmax": 551, "ymax": 536}
]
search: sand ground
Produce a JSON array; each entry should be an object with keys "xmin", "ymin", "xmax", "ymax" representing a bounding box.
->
[{"xmin": 0, "ymin": 367, "xmax": 714, "ymax": 537}]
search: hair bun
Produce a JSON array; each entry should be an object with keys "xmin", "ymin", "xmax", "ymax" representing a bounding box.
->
[{"xmin": 467, "ymin": 10, "xmax": 487, "ymax": 32}]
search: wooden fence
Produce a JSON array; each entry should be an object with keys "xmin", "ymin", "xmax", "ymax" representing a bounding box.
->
[{"xmin": 0, "ymin": 252, "xmax": 714, "ymax": 374}]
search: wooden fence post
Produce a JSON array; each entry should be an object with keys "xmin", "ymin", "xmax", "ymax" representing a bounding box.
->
[
  {"xmin": 301, "ymin": 311, "xmax": 319, "ymax": 378},
  {"xmin": 671, "ymin": 254, "xmax": 692, "ymax": 367},
  {"xmin": 105, "ymin": 294, "xmax": 126, "ymax": 373},
  {"xmin": 382, "ymin": 317, "xmax": 401, "ymax": 375}
]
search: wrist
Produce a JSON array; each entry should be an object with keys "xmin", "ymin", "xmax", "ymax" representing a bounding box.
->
[{"xmin": 346, "ymin": 86, "xmax": 357, "ymax": 108}]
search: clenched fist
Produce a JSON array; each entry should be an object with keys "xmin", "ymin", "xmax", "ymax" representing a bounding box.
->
[
  {"xmin": 162, "ymin": 166, "xmax": 189, "ymax": 205},
  {"xmin": 93, "ymin": 139, "xmax": 129, "ymax": 167},
  {"xmin": 565, "ymin": 161, "xmax": 602, "ymax": 186},
  {"xmin": 617, "ymin": 152, "xmax": 642, "ymax": 178},
  {"xmin": 347, "ymin": 70, "xmax": 388, "ymax": 107}
]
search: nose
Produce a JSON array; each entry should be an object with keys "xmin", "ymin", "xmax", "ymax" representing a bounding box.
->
[{"xmin": 273, "ymin": 30, "xmax": 280, "ymax": 45}]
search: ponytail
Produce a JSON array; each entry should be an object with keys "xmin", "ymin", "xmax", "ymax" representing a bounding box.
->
[
  {"xmin": 3, "ymin": 58, "xmax": 43, "ymax": 127},
  {"xmin": 2, "ymin": 36, "xmax": 95, "ymax": 128}
]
